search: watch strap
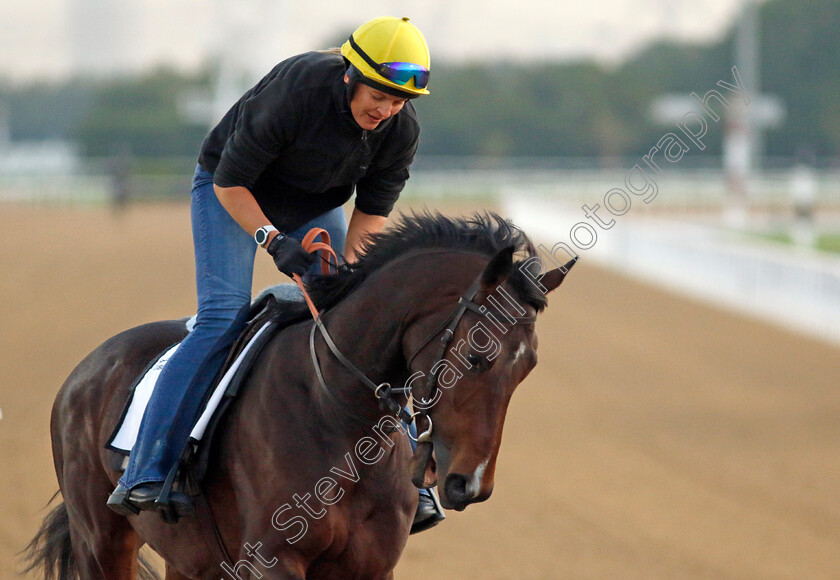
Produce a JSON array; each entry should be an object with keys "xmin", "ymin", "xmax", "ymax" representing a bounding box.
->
[{"xmin": 266, "ymin": 232, "xmax": 287, "ymax": 256}]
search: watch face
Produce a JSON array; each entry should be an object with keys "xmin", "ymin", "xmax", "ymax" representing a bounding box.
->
[{"xmin": 256, "ymin": 229, "xmax": 267, "ymax": 244}]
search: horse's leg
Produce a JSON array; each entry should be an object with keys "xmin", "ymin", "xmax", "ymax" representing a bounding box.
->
[
  {"xmin": 62, "ymin": 472, "xmax": 142, "ymax": 578},
  {"xmin": 56, "ymin": 420, "xmax": 142, "ymax": 578}
]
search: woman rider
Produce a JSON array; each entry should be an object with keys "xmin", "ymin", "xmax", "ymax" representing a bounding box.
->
[{"xmin": 107, "ymin": 16, "xmax": 444, "ymax": 533}]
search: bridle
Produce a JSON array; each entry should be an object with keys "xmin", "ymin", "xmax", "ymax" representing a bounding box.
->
[
  {"xmin": 300, "ymin": 241, "xmax": 537, "ymax": 437},
  {"xmin": 402, "ymin": 272, "xmax": 536, "ymax": 440}
]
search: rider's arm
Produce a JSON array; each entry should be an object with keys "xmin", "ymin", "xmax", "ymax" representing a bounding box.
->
[
  {"xmin": 214, "ymin": 185, "xmax": 279, "ymax": 246},
  {"xmin": 344, "ymin": 208, "xmax": 387, "ymax": 263}
]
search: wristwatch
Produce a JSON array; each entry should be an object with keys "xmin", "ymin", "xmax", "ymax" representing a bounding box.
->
[{"xmin": 254, "ymin": 225, "xmax": 278, "ymax": 247}]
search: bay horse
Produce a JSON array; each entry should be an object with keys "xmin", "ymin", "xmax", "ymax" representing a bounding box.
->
[{"xmin": 25, "ymin": 212, "xmax": 574, "ymax": 579}]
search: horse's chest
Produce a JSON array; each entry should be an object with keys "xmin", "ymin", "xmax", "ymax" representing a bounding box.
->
[
  {"xmin": 239, "ymin": 441, "xmax": 415, "ymax": 576},
  {"xmin": 313, "ymin": 504, "xmax": 411, "ymax": 579}
]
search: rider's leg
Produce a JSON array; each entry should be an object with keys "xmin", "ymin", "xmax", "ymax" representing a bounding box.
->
[{"xmin": 111, "ymin": 165, "xmax": 256, "ymax": 511}]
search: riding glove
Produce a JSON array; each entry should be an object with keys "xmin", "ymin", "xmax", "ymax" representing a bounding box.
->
[{"xmin": 266, "ymin": 234, "xmax": 318, "ymax": 277}]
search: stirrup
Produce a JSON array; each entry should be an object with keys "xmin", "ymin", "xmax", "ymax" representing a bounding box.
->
[{"xmin": 156, "ymin": 461, "xmax": 197, "ymax": 524}]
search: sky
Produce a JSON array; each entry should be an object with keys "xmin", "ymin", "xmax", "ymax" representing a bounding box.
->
[{"xmin": 0, "ymin": 0, "xmax": 753, "ymax": 82}]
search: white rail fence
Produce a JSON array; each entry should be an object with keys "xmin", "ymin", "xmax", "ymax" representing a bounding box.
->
[
  {"xmin": 2, "ymin": 165, "xmax": 840, "ymax": 209},
  {"xmin": 505, "ymin": 195, "xmax": 840, "ymax": 347}
]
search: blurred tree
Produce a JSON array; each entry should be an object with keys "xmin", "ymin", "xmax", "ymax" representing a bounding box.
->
[
  {"xmin": 0, "ymin": 80, "xmax": 95, "ymax": 141},
  {"xmin": 75, "ymin": 68, "xmax": 208, "ymax": 159},
  {"xmin": 760, "ymin": 0, "xmax": 840, "ymax": 157}
]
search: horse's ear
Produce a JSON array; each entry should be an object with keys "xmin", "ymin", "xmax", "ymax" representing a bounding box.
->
[
  {"xmin": 541, "ymin": 258, "xmax": 577, "ymax": 294},
  {"xmin": 480, "ymin": 246, "xmax": 515, "ymax": 287}
]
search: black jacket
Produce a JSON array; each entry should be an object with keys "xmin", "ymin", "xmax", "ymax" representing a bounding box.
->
[{"xmin": 198, "ymin": 51, "xmax": 420, "ymax": 232}]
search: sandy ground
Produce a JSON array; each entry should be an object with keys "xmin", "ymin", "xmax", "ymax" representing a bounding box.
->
[{"xmin": 2, "ymin": 202, "xmax": 839, "ymax": 579}]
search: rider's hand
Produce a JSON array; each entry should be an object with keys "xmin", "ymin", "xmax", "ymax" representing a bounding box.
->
[{"xmin": 266, "ymin": 234, "xmax": 318, "ymax": 277}]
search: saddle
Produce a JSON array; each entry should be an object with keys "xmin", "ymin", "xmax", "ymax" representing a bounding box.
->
[{"xmin": 106, "ymin": 291, "xmax": 300, "ymax": 479}]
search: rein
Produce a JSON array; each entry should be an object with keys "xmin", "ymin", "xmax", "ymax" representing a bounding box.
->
[
  {"xmin": 291, "ymin": 228, "xmax": 339, "ymax": 318},
  {"xmin": 293, "ymin": 229, "xmax": 412, "ymax": 427},
  {"xmin": 294, "ymin": 234, "xmax": 536, "ymax": 439}
]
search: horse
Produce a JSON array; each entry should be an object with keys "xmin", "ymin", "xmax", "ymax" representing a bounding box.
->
[{"xmin": 24, "ymin": 211, "xmax": 575, "ymax": 579}]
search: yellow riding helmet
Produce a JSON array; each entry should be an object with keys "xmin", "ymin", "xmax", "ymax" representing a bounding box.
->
[{"xmin": 341, "ymin": 16, "xmax": 430, "ymax": 97}]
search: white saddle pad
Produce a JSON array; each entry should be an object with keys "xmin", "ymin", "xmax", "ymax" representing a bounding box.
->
[{"xmin": 109, "ymin": 320, "xmax": 274, "ymax": 453}]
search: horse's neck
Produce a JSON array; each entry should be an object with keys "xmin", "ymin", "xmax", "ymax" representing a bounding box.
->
[
  {"xmin": 320, "ymin": 252, "xmax": 489, "ymax": 382},
  {"xmin": 233, "ymin": 255, "xmax": 487, "ymax": 475},
  {"xmin": 317, "ymin": 276, "xmax": 415, "ymax": 388}
]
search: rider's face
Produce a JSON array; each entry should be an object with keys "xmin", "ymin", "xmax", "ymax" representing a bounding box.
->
[{"xmin": 345, "ymin": 76, "xmax": 408, "ymax": 130}]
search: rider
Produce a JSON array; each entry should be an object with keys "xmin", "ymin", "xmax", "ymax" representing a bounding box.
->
[{"xmin": 108, "ymin": 16, "xmax": 444, "ymax": 532}]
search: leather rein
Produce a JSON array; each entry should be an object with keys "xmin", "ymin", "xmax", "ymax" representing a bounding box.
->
[{"xmin": 294, "ymin": 233, "xmax": 537, "ymax": 438}]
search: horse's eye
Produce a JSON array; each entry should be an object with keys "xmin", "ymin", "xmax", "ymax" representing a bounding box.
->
[{"xmin": 466, "ymin": 353, "xmax": 483, "ymax": 368}]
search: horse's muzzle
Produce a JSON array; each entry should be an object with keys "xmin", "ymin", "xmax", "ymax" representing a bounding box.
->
[{"xmin": 442, "ymin": 471, "xmax": 492, "ymax": 511}]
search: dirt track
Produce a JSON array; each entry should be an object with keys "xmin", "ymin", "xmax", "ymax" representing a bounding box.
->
[{"xmin": 2, "ymin": 202, "xmax": 839, "ymax": 579}]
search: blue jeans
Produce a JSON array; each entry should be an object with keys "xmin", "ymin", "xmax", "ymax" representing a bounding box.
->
[{"xmin": 121, "ymin": 165, "xmax": 347, "ymax": 488}]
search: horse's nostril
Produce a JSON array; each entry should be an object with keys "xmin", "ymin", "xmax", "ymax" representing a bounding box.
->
[{"xmin": 444, "ymin": 473, "xmax": 470, "ymax": 504}]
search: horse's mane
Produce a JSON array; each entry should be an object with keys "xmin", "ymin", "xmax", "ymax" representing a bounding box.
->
[{"xmin": 281, "ymin": 211, "xmax": 549, "ymax": 322}]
